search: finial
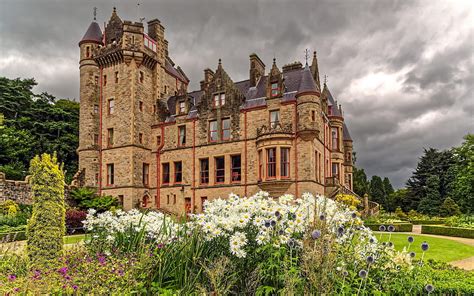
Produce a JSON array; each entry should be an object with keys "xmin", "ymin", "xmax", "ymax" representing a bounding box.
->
[
  {"xmin": 313, "ymin": 50, "xmax": 317, "ymax": 58},
  {"xmin": 273, "ymin": 57, "xmax": 276, "ymax": 65},
  {"xmin": 93, "ymin": 7, "xmax": 97, "ymax": 21},
  {"xmin": 218, "ymin": 58, "xmax": 222, "ymax": 66},
  {"xmin": 304, "ymin": 48, "xmax": 309, "ymax": 66},
  {"xmin": 324, "ymin": 75, "xmax": 328, "ymax": 85}
]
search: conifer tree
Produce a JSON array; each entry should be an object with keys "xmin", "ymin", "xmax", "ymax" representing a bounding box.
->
[
  {"xmin": 27, "ymin": 153, "xmax": 65, "ymax": 268},
  {"xmin": 417, "ymin": 175, "xmax": 442, "ymax": 215}
]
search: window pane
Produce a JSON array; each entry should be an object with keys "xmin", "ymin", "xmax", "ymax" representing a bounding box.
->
[
  {"xmin": 200, "ymin": 158, "xmax": 209, "ymax": 184},
  {"xmin": 179, "ymin": 126, "xmax": 186, "ymax": 146},
  {"xmin": 231, "ymin": 155, "xmax": 241, "ymax": 182},
  {"xmin": 270, "ymin": 110, "xmax": 280, "ymax": 127},
  {"xmin": 162, "ymin": 163, "xmax": 170, "ymax": 184},
  {"xmin": 209, "ymin": 120, "xmax": 218, "ymax": 141},
  {"xmin": 332, "ymin": 127, "xmax": 338, "ymax": 150},
  {"xmin": 222, "ymin": 118, "xmax": 230, "ymax": 140},
  {"xmin": 175, "ymin": 162, "xmax": 182, "ymax": 183},
  {"xmin": 267, "ymin": 148, "xmax": 276, "ymax": 178},
  {"xmin": 214, "ymin": 94, "xmax": 220, "ymax": 106},
  {"xmin": 215, "ymin": 157, "xmax": 225, "ymax": 183},
  {"xmin": 281, "ymin": 148, "xmax": 290, "ymax": 177},
  {"xmin": 220, "ymin": 93, "xmax": 225, "ymax": 105}
]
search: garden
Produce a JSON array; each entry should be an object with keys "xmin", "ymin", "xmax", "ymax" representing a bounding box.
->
[{"xmin": 0, "ymin": 154, "xmax": 472, "ymax": 294}]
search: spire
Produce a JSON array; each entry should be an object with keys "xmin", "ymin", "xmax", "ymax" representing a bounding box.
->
[
  {"xmin": 311, "ymin": 51, "xmax": 321, "ymax": 91},
  {"xmin": 269, "ymin": 57, "xmax": 281, "ymax": 77},
  {"xmin": 79, "ymin": 20, "xmax": 103, "ymax": 46},
  {"xmin": 297, "ymin": 64, "xmax": 318, "ymax": 94}
]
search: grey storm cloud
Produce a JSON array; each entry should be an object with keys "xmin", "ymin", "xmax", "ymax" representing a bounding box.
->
[{"xmin": 0, "ymin": 0, "xmax": 473, "ymax": 188}]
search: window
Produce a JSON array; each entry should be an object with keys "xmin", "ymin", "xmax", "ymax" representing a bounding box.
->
[
  {"xmin": 173, "ymin": 195, "xmax": 176, "ymax": 204},
  {"xmin": 231, "ymin": 155, "xmax": 241, "ymax": 182},
  {"xmin": 103, "ymin": 75, "xmax": 107, "ymax": 86},
  {"xmin": 143, "ymin": 163, "xmax": 149, "ymax": 186},
  {"xmin": 267, "ymin": 148, "xmax": 277, "ymax": 178},
  {"xmin": 331, "ymin": 127, "xmax": 339, "ymax": 150},
  {"xmin": 215, "ymin": 156, "xmax": 225, "ymax": 183},
  {"xmin": 115, "ymin": 71, "xmax": 119, "ymax": 83},
  {"xmin": 345, "ymin": 152, "xmax": 352, "ymax": 163},
  {"xmin": 222, "ymin": 118, "xmax": 231, "ymax": 141},
  {"xmin": 332, "ymin": 163, "xmax": 339, "ymax": 177},
  {"xmin": 174, "ymin": 161, "xmax": 182, "ymax": 183},
  {"xmin": 162, "ymin": 163, "xmax": 170, "ymax": 184},
  {"xmin": 139, "ymin": 133, "xmax": 143, "ymax": 144},
  {"xmin": 271, "ymin": 82, "xmax": 279, "ymax": 97},
  {"xmin": 270, "ymin": 110, "xmax": 280, "ymax": 128},
  {"xmin": 94, "ymin": 104, "xmax": 99, "ymax": 114},
  {"xmin": 185, "ymin": 197, "xmax": 192, "ymax": 215},
  {"xmin": 201, "ymin": 196, "xmax": 208, "ymax": 212},
  {"xmin": 312, "ymin": 110, "xmax": 316, "ymax": 121},
  {"xmin": 107, "ymin": 164, "xmax": 114, "ymax": 185},
  {"xmin": 107, "ymin": 128, "xmax": 114, "ymax": 147},
  {"xmin": 258, "ymin": 150, "xmax": 263, "ymax": 180},
  {"xmin": 213, "ymin": 93, "xmax": 225, "ymax": 107},
  {"xmin": 139, "ymin": 71, "xmax": 144, "ymax": 83},
  {"xmin": 200, "ymin": 158, "xmax": 209, "ymax": 184},
  {"xmin": 281, "ymin": 148, "xmax": 290, "ymax": 178},
  {"xmin": 108, "ymin": 99, "xmax": 114, "ymax": 115},
  {"xmin": 93, "ymin": 134, "xmax": 99, "ymax": 146},
  {"xmin": 139, "ymin": 101, "xmax": 144, "ymax": 112},
  {"xmin": 209, "ymin": 120, "xmax": 218, "ymax": 142},
  {"xmin": 85, "ymin": 46, "xmax": 90, "ymax": 58},
  {"xmin": 178, "ymin": 126, "xmax": 186, "ymax": 146},
  {"xmin": 178, "ymin": 101, "xmax": 186, "ymax": 114}
]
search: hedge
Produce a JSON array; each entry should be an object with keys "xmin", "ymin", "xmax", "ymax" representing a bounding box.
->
[
  {"xmin": 365, "ymin": 223, "xmax": 413, "ymax": 232},
  {"xmin": 421, "ymin": 225, "xmax": 474, "ymax": 239},
  {"xmin": 0, "ymin": 231, "xmax": 27, "ymax": 242},
  {"xmin": 409, "ymin": 219, "xmax": 445, "ymax": 225}
]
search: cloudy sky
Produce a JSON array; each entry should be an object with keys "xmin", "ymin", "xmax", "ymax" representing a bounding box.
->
[{"xmin": 0, "ymin": 0, "xmax": 472, "ymax": 188}]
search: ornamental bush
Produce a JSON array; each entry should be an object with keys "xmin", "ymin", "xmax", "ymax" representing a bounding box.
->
[{"xmin": 26, "ymin": 153, "xmax": 66, "ymax": 268}]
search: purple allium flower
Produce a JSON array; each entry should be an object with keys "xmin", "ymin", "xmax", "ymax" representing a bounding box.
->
[
  {"xmin": 270, "ymin": 220, "xmax": 276, "ymax": 227},
  {"xmin": 118, "ymin": 270, "xmax": 124, "ymax": 276},
  {"xmin": 408, "ymin": 236, "xmax": 414, "ymax": 243},
  {"xmin": 358, "ymin": 269, "xmax": 368, "ymax": 278},
  {"xmin": 367, "ymin": 255, "xmax": 375, "ymax": 264},
  {"xmin": 157, "ymin": 243, "xmax": 164, "ymax": 249},
  {"xmin": 342, "ymin": 270, "xmax": 349, "ymax": 277},
  {"xmin": 337, "ymin": 226, "xmax": 344, "ymax": 236},
  {"xmin": 278, "ymin": 230, "xmax": 284, "ymax": 235},
  {"xmin": 379, "ymin": 225, "xmax": 386, "ymax": 232},
  {"xmin": 59, "ymin": 267, "xmax": 68, "ymax": 275},
  {"xmin": 73, "ymin": 285, "xmax": 78, "ymax": 290},
  {"xmin": 369, "ymin": 238, "xmax": 375, "ymax": 244},
  {"xmin": 98, "ymin": 255, "xmax": 106, "ymax": 265},
  {"xmin": 65, "ymin": 275, "xmax": 71, "ymax": 281},
  {"xmin": 275, "ymin": 211, "xmax": 281, "ymax": 218},
  {"xmin": 290, "ymin": 213, "xmax": 296, "ymax": 220},
  {"xmin": 351, "ymin": 212, "xmax": 357, "ymax": 219},
  {"xmin": 319, "ymin": 214, "xmax": 325, "ymax": 221},
  {"xmin": 388, "ymin": 225, "xmax": 395, "ymax": 232},
  {"xmin": 425, "ymin": 284, "xmax": 434, "ymax": 293},
  {"xmin": 8, "ymin": 274, "xmax": 16, "ymax": 281},
  {"xmin": 421, "ymin": 242, "xmax": 429, "ymax": 252},
  {"xmin": 388, "ymin": 242, "xmax": 393, "ymax": 247},
  {"xmin": 311, "ymin": 229, "xmax": 321, "ymax": 240},
  {"xmin": 264, "ymin": 220, "xmax": 271, "ymax": 228},
  {"xmin": 410, "ymin": 252, "xmax": 416, "ymax": 258},
  {"xmin": 14, "ymin": 288, "xmax": 20, "ymax": 292}
]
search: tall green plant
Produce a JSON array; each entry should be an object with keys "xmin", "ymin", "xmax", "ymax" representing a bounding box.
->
[{"xmin": 26, "ymin": 153, "xmax": 65, "ymax": 268}]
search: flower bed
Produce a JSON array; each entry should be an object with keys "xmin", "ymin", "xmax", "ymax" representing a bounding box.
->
[
  {"xmin": 421, "ymin": 225, "xmax": 474, "ymax": 239},
  {"xmin": 365, "ymin": 223, "xmax": 413, "ymax": 232}
]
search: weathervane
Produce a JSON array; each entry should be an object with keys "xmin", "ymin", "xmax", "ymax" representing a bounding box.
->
[
  {"xmin": 93, "ymin": 7, "xmax": 97, "ymax": 21},
  {"xmin": 304, "ymin": 48, "xmax": 309, "ymax": 65},
  {"xmin": 137, "ymin": 2, "xmax": 145, "ymax": 22}
]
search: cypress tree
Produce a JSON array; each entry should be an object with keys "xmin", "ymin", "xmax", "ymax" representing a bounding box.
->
[{"xmin": 27, "ymin": 153, "xmax": 65, "ymax": 268}]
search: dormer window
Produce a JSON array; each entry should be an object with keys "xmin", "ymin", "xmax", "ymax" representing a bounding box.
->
[
  {"xmin": 213, "ymin": 93, "xmax": 225, "ymax": 107},
  {"xmin": 178, "ymin": 101, "xmax": 186, "ymax": 114},
  {"xmin": 271, "ymin": 82, "xmax": 279, "ymax": 97}
]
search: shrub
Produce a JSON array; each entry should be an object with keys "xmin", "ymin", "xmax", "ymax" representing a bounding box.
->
[
  {"xmin": 0, "ymin": 200, "xmax": 20, "ymax": 216},
  {"xmin": 26, "ymin": 153, "xmax": 66, "ymax": 268},
  {"xmin": 444, "ymin": 215, "xmax": 474, "ymax": 229},
  {"xmin": 65, "ymin": 209, "xmax": 87, "ymax": 234},
  {"xmin": 421, "ymin": 225, "xmax": 474, "ymax": 238},
  {"xmin": 70, "ymin": 187, "xmax": 119, "ymax": 212},
  {"xmin": 335, "ymin": 193, "xmax": 361, "ymax": 210},
  {"xmin": 439, "ymin": 197, "xmax": 461, "ymax": 217},
  {"xmin": 394, "ymin": 207, "xmax": 408, "ymax": 220}
]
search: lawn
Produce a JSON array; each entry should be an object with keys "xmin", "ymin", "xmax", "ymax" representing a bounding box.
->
[{"xmin": 376, "ymin": 232, "xmax": 474, "ymax": 262}]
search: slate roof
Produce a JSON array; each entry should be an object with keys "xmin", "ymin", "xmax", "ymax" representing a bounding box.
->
[
  {"xmin": 297, "ymin": 64, "xmax": 319, "ymax": 94},
  {"xmin": 165, "ymin": 58, "xmax": 189, "ymax": 83},
  {"xmin": 325, "ymin": 85, "xmax": 342, "ymax": 117},
  {"xmin": 79, "ymin": 21, "xmax": 103, "ymax": 46},
  {"xmin": 343, "ymin": 123, "xmax": 353, "ymax": 141}
]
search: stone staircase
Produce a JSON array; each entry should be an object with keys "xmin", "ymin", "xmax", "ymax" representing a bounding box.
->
[{"xmin": 325, "ymin": 176, "xmax": 380, "ymax": 217}]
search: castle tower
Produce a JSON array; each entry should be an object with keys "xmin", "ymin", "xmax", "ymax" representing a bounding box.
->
[{"xmin": 77, "ymin": 19, "xmax": 103, "ymax": 187}]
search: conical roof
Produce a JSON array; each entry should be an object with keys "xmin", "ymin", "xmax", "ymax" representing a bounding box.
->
[
  {"xmin": 297, "ymin": 64, "xmax": 319, "ymax": 94},
  {"xmin": 79, "ymin": 21, "xmax": 103, "ymax": 46},
  {"xmin": 343, "ymin": 123, "xmax": 353, "ymax": 141}
]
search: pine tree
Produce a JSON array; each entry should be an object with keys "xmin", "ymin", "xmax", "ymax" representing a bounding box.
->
[
  {"xmin": 452, "ymin": 134, "xmax": 474, "ymax": 213},
  {"xmin": 353, "ymin": 167, "xmax": 370, "ymax": 197},
  {"xmin": 382, "ymin": 177, "xmax": 395, "ymax": 211},
  {"xmin": 369, "ymin": 176, "xmax": 386, "ymax": 209},
  {"xmin": 27, "ymin": 153, "xmax": 65, "ymax": 268},
  {"xmin": 439, "ymin": 197, "xmax": 461, "ymax": 217},
  {"xmin": 417, "ymin": 175, "xmax": 442, "ymax": 215}
]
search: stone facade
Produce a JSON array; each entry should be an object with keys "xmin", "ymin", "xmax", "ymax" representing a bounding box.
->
[{"xmin": 76, "ymin": 8, "xmax": 355, "ymax": 214}]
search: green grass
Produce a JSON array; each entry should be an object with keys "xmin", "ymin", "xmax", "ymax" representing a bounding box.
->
[
  {"xmin": 63, "ymin": 234, "xmax": 85, "ymax": 244},
  {"xmin": 377, "ymin": 232, "xmax": 474, "ymax": 262}
]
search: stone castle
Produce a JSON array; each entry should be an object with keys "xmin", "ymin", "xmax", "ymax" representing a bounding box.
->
[{"xmin": 76, "ymin": 8, "xmax": 356, "ymax": 214}]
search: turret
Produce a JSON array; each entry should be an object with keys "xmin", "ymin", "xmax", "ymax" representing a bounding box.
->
[
  {"xmin": 296, "ymin": 63, "xmax": 321, "ymax": 140},
  {"xmin": 77, "ymin": 19, "xmax": 103, "ymax": 187}
]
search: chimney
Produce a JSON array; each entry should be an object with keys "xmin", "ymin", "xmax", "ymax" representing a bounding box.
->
[
  {"xmin": 204, "ymin": 68, "xmax": 214, "ymax": 83},
  {"xmin": 249, "ymin": 53, "xmax": 265, "ymax": 87},
  {"xmin": 147, "ymin": 19, "xmax": 161, "ymax": 41}
]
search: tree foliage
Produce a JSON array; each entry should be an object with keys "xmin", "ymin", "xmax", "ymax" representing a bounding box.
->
[
  {"xmin": 26, "ymin": 153, "xmax": 65, "ymax": 268},
  {"xmin": 0, "ymin": 77, "xmax": 79, "ymax": 182},
  {"xmin": 451, "ymin": 134, "xmax": 474, "ymax": 213}
]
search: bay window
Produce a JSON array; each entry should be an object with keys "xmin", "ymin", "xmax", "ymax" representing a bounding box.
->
[
  {"xmin": 280, "ymin": 148, "xmax": 290, "ymax": 178},
  {"xmin": 266, "ymin": 148, "xmax": 277, "ymax": 178}
]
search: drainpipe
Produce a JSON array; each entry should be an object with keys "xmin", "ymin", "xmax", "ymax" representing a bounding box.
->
[
  {"xmin": 244, "ymin": 111, "xmax": 248, "ymax": 196},
  {"xmin": 98, "ymin": 66, "xmax": 103, "ymax": 196}
]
